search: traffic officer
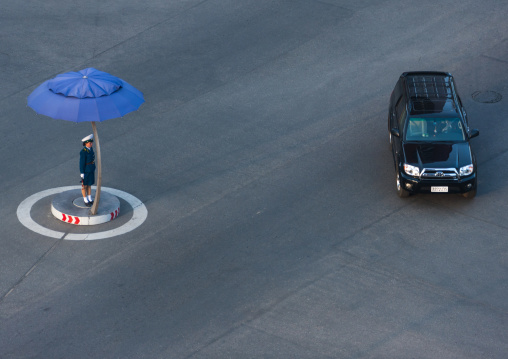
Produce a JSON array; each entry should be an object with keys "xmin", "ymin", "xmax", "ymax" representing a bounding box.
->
[{"xmin": 80, "ymin": 134, "xmax": 96, "ymax": 206}]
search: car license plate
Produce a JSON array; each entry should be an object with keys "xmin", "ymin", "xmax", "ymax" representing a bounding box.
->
[{"xmin": 431, "ymin": 186, "xmax": 448, "ymax": 193}]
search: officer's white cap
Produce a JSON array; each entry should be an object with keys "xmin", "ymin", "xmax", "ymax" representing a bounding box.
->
[{"xmin": 81, "ymin": 134, "xmax": 94, "ymax": 142}]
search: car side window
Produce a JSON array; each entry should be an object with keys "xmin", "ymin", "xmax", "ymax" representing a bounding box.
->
[
  {"xmin": 457, "ymin": 97, "xmax": 469, "ymax": 126},
  {"xmin": 393, "ymin": 96, "xmax": 403, "ymax": 127},
  {"xmin": 398, "ymin": 106, "xmax": 407, "ymax": 131},
  {"xmin": 395, "ymin": 97, "xmax": 407, "ymax": 130}
]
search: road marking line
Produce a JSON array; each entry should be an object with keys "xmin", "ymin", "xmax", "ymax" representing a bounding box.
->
[{"xmin": 17, "ymin": 186, "xmax": 147, "ymax": 240}]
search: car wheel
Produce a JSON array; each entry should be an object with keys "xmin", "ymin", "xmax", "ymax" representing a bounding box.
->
[{"xmin": 396, "ymin": 171, "xmax": 410, "ymax": 198}]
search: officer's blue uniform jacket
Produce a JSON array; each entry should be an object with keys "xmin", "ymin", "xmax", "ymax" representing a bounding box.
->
[{"xmin": 80, "ymin": 147, "xmax": 96, "ymax": 186}]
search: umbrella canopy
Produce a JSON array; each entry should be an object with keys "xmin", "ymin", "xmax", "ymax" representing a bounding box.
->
[{"xmin": 27, "ymin": 68, "xmax": 144, "ymax": 122}]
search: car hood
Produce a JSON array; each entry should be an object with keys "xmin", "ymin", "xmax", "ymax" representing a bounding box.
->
[{"xmin": 403, "ymin": 142, "xmax": 472, "ymax": 169}]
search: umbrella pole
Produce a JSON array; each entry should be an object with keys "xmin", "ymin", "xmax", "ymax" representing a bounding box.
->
[{"xmin": 90, "ymin": 121, "xmax": 102, "ymax": 215}]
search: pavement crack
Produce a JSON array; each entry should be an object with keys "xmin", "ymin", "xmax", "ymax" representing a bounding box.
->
[
  {"xmin": 481, "ymin": 54, "xmax": 508, "ymax": 65},
  {"xmin": 0, "ymin": 235, "xmax": 64, "ymax": 304},
  {"xmin": 91, "ymin": 0, "xmax": 211, "ymax": 60},
  {"xmin": 478, "ymin": 146, "xmax": 508, "ymax": 167},
  {"xmin": 421, "ymin": 196, "xmax": 508, "ymax": 232},
  {"xmin": 335, "ymin": 201, "xmax": 415, "ymax": 245}
]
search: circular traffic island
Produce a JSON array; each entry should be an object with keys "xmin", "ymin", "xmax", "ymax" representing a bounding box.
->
[{"xmin": 51, "ymin": 189, "xmax": 120, "ymax": 225}]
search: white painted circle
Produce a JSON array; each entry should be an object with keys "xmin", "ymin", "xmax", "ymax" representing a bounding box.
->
[{"xmin": 17, "ymin": 186, "xmax": 148, "ymax": 240}]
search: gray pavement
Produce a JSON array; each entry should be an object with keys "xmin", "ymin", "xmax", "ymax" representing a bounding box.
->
[{"xmin": 1, "ymin": 0, "xmax": 508, "ymax": 358}]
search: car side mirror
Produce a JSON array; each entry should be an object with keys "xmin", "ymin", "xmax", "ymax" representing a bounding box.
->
[
  {"xmin": 390, "ymin": 128, "xmax": 400, "ymax": 138},
  {"xmin": 469, "ymin": 129, "xmax": 479, "ymax": 139}
]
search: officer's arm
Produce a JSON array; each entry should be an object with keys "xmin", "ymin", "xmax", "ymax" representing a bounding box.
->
[{"xmin": 79, "ymin": 150, "xmax": 86, "ymax": 174}]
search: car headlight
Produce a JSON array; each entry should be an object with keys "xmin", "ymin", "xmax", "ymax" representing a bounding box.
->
[
  {"xmin": 404, "ymin": 163, "xmax": 420, "ymax": 177},
  {"xmin": 460, "ymin": 164, "xmax": 474, "ymax": 176}
]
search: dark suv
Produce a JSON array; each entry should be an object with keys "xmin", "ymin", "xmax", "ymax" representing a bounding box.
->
[{"xmin": 388, "ymin": 72, "xmax": 479, "ymax": 198}]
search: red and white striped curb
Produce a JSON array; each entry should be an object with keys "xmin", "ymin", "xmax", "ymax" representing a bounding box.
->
[
  {"xmin": 62, "ymin": 213, "xmax": 81, "ymax": 225},
  {"xmin": 51, "ymin": 205, "xmax": 120, "ymax": 226}
]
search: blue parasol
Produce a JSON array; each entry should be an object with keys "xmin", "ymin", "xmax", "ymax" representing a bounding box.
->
[
  {"xmin": 28, "ymin": 67, "xmax": 144, "ymax": 122},
  {"xmin": 28, "ymin": 68, "xmax": 144, "ymax": 215}
]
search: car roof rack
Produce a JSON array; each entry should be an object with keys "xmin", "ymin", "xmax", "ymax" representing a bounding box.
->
[
  {"xmin": 406, "ymin": 74, "xmax": 453, "ymax": 100},
  {"xmin": 403, "ymin": 72, "xmax": 456, "ymax": 114}
]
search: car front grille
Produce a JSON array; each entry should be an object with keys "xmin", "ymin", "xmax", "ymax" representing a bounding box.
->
[{"xmin": 421, "ymin": 168, "xmax": 458, "ymax": 179}]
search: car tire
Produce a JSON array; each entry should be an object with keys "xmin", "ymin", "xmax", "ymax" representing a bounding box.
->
[{"xmin": 396, "ymin": 171, "xmax": 410, "ymax": 198}]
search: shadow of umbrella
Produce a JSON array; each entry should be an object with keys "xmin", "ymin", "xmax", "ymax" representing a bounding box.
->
[{"xmin": 27, "ymin": 68, "xmax": 144, "ymax": 215}]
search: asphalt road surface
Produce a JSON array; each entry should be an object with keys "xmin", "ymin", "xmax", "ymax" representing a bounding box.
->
[{"xmin": 1, "ymin": 1, "xmax": 508, "ymax": 358}]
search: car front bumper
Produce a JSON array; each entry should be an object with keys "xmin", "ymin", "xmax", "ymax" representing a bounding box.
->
[{"xmin": 399, "ymin": 171, "xmax": 477, "ymax": 194}]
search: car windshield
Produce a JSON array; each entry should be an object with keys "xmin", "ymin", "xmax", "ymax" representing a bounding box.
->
[{"xmin": 405, "ymin": 117, "xmax": 466, "ymax": 141}]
